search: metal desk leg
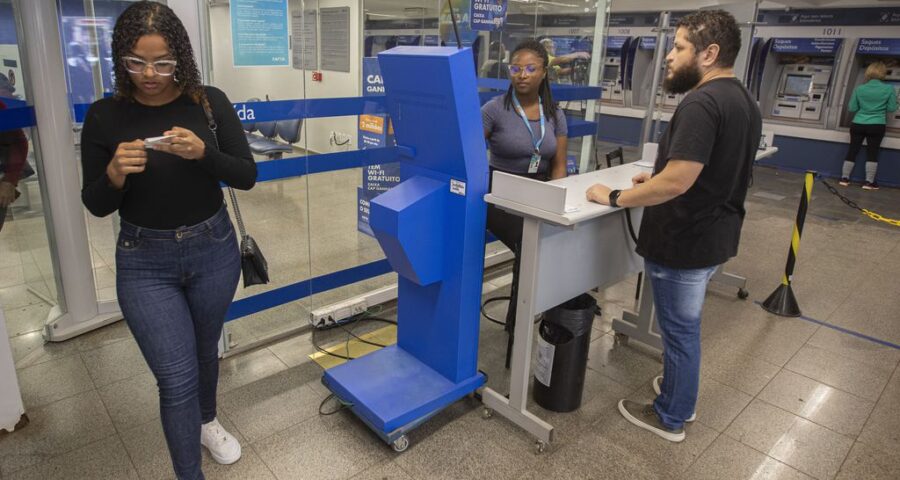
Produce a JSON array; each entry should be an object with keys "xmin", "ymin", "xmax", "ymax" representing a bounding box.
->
[
  {"xmin": 481, "ymin": 217, "xmax": 554, "ymax": 450},
  {"xmin": 711, "ymin": 265, "xmax": 749, "ymax": 299},
  {"xmin": 612, "ymin": 271, "xmax": 663, "ymax": 351}
]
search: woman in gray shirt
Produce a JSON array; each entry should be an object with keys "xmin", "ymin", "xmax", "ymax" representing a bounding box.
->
[{"xmin": 481, "ymin": 39, "xmax": 568, "ymax": 363}]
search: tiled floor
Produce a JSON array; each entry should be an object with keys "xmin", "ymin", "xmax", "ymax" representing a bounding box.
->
[{"xmin": 2, "ymin": 165, "xmax": 900, "ymax": 479}]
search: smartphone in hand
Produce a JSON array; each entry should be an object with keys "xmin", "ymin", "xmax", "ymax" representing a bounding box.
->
[{"xmin": 144, "ymin": 135, "xmax": 176, "ymax": 149}]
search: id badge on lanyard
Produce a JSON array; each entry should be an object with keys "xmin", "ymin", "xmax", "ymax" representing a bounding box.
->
[{"xmin": 513, "ymin": 94, "xmax": 545, "ymax": 175}]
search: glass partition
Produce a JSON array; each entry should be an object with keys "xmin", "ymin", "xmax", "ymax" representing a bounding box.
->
[
  {"xmin": 196, "ymin": 0, "xmax": 610, "ymax": 350},
  {"xmin": 1, "ymin": 0, "xmax": 65, "ymax": 339}
]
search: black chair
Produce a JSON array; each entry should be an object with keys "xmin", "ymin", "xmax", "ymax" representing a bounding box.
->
[{"xmin": 605, "ymin": 146, "xmax": 624, "ymax": 169}]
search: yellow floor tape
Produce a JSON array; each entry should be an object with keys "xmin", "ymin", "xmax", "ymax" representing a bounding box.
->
[{"xmin": 309, "ymin": 325, "xmax": 397, "ymax": 370}]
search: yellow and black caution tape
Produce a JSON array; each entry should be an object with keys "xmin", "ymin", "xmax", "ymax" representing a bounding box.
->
[{"xmin": 820, "ymin": 179, "xmax": 900, "ymax": 227}]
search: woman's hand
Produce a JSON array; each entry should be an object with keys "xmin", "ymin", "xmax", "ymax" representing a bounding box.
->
[
  {"xmin": 152, "ymin": 126, "xmax": 206, "ymax": 160},
  {"xmin": 106, "ymin": 139, "xmax": 147, "ymax": 190}
]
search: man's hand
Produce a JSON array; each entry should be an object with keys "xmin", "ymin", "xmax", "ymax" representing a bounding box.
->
[
  {"xmin": 632, "ymin": 172, "xmax": 651, "ymax": 186},
  {"xmin": 152, "ymin": 126, "xmax": 206, "ymax": 160},
  {"xmin": 0, "ymin": 181, "xmax": 16, "ymax": 208},
  {"xmin": 586, "ymin": 183, "xmax": 612, "ymax": 205}
]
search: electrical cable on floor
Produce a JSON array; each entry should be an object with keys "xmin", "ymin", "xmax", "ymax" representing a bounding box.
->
[
  {"xmin": 311, "ymin": 327, "xmax": 354, "ymax": 361},
  {"xmin": 319, "ymin": 393, "xmax": 353, "ymax": 416},
  {"xmin": 480, "ymin": 295, "xmax": 543, "ymax": 326},
  {"xmin": 310, "ymin": 313, "xmax": 400, "ymax": 364},
  {"xmin": 481, "ymin": 296, "xmax": 511, "ymax": 326}
]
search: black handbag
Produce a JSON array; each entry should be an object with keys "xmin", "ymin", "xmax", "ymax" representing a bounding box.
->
[
  {"xmin": 202, "ymin": 101, "xmax": 269, "ymax": 288},
  {"xmin": 227, "ymin": 187, "xmax": 270, "ymax": 287}
]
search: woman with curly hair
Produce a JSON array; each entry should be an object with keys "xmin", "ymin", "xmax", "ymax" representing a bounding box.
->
[
  {"xmin": 80, "ymin": 2, "xmax": 255, "ymax": 478},
  {"xmin": 481, "ymin": 39, "xmax": 567, "ymax": 362}
]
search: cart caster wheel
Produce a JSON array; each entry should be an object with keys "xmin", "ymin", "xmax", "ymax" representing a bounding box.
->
[
  {"xmin": 738, "ymin": 288, "xmax": 749, "ymax": 300},
  {"xmin": 614, "ymin": 333, "xmax": 629, "ymax": 345},
  {"xmin": 535, "ymin": 440, "xmax": 547, "ymax": 454},
  {"xmin": 482, "ymin": 407, "xmax": 493, "ymax": 419},
  {"xmin": 392, "ymin": 435, "xmax": 409, "ymax": 453}
]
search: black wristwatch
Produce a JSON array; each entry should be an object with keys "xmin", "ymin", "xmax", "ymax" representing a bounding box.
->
[{"xmin": 608, "ymin": 189, "xmax": 622, "ymax": 208}]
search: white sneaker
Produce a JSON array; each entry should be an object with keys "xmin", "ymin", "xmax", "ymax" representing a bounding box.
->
[
  {"xmin": 652, "ymin": 376, "xmax": 696, "ymax": 423},
  {"xmin": 201, "ymin": 418, "xmax": 242, "ymax": 465}
]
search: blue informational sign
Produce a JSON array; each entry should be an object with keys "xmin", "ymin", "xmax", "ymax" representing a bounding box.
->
[
  {"xmin": 470, "ymin": 0, "xmax": 507, "ymax": 32},
  {"xmin": 758, "ymin": 7, "xmax": 900, "ymax": 26},
  {"xmin": 770, "ymin": 38, "xmax": 842, "ymax": 56},
  {"xmin": 358, "ymin": 58, "xmax": 399, "ymax": 236},
  {"xmin": 857, "ymin": 38, "xmax": 900, "ymax": 57},
  {"xmin": 639, "ymin": 37, "xmax": 657, "ymax": 50},
  {"xmin": 231, "ymin": 0, "xmax": 290, "ymax": 67},
  {"xmin": 606, "ymin": 36, "xmax": 629, "ymax": 51}
]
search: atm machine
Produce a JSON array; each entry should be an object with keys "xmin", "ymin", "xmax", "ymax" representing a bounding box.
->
[
  {"xmin": 841, "ymin": 38, "xmax": 900, "ymax": 134},
  {"xmin": 600, "ymin": 36, "xmax": 629, "ymax": 105},
  {"xmin": 752, "ymin": 37, "xmax": 843, "ymax": 127},
  {"xmin": 655, "ymin": 36, "xmax": 683, "ymax": 111},
  {"xmin": 771, "ymin": 64, "xmax": 833, "ymax": 121},
  {"xmin": 625, "ymin": 34, "xmax": 682, "ymax": 110}
]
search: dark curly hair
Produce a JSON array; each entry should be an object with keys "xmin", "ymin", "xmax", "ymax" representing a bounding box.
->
[
  {"xmin": 111, "ymin": 1, "xmax": 208, "ymax": 110},
  {"xmin": 676, "ymin": 10, "xmax": 741, "ymax": 68},
  {"xmin": 503, "ymin": 39, "xmax": 558, "ymax": 122}
]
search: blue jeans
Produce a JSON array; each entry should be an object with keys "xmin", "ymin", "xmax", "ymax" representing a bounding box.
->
[
  {"xmin": 116, "ymin": 205, "xmax": 240, "ymax": 480},
  {"xmin": 645, "ymin": 259, "xmax": 718, "ymax": 430}
]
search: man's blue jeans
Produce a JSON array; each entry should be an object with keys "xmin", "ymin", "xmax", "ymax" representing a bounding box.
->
[
  {"xmin": 645, "ymin": 259, "xmax": 718, "ymax": 430},
  {"xmin": 116, "ymin": 205, "xmax": 240, "ymax": 480}
]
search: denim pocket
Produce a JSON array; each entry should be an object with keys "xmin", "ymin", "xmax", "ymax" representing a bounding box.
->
[
  {"xmin": 117, "ymin": 234, "xmax": 142, "ymax": 251},
  {"xmin": 205, "ymin": 218, "xmax": 235, "ymax": 243}
]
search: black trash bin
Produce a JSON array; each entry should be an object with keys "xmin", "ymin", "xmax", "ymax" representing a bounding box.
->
[{"xmin": 533, "ymin": 293, "xmax": 597, "ymax": 412}]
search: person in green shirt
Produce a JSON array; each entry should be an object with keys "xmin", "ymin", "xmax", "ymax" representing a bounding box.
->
[{"xmin": 840, "ymin": 61, "xmax": 899, "ymax": 190}]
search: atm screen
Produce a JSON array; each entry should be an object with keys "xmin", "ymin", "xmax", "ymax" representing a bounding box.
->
[
  {"xmin": 603, "ymin": 67, "xmax": 619, "ymax": 82},
  {"xmin": 784, "ymin": 74, "xmax": 812, "ymax": 96}
]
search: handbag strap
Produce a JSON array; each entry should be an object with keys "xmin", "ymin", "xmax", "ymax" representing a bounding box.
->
[{"xmin": 201, "ymin": 100, "xmax": 248, "ymax": 238}]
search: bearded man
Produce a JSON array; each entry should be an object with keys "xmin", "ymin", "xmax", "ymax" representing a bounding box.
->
[{"xmin": 585, "ymin": 10, "xmax": 762, "ymax": 442}]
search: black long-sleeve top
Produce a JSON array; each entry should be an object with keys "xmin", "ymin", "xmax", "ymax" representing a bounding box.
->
[{"xmin": 80, "ymin": 86, "xmax": 256, "ymax": 229}]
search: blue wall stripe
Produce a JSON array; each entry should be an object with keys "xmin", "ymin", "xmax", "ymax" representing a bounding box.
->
[
  {"xmin": 254, "ymin": 147, "xmax": 399, "ymax": 183},
  {"xmin": 226, "ymin": 259, "xmax": 393, "ymax": 321},
  {"xmin": 476, "ymin": 77, "xmax": 602, "ymax": 102},
  {"xmin": 753, "ymin": 301, "xmax": 900, "ymax": 351},
  {"xmin": 567, "ymin": 118, "xmax": 598, "ymax": 138},
  {"xmin": 73, "ymin": 96, "xmax": 388, "ymax": 124},
  {"xmin": 0, "ymin": 106, "xmax": 36, "ymax": 132}
]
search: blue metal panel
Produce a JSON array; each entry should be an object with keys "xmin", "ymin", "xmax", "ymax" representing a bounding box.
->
[
  {"xmin": 322, "ymin": 346, "xmax": 485, "ymax": 432},
  {"xmin": 370, "ymin": 175, "xmax": 446, "ymax": 286},
  {"xmin": 0, "ymin": 106, "xmax": 36, "ymax": 132},
  {"xmin": 597, "ymin": 114, "xmax": 645, "ymax": 146},
  {"xmin": 324, "ymin": 47, "xmax": 490, "ymax": 441},
  {"xmin": 759, "ymin": 135, "xmax": 900, "ymax": 187}
]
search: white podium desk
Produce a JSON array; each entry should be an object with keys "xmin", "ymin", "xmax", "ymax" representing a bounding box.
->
[
  {"xmin": 480, "ymin": 147, "xmax": 777, "ymax": 449},
  {"xmin": 482, "ymin": 163, "xmax": 647, "ymax": 449}
]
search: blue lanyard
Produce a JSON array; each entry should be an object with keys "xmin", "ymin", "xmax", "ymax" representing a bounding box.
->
[{"xmin": 512, "ymin": 93, "xmax": 545, "ymax": 154}]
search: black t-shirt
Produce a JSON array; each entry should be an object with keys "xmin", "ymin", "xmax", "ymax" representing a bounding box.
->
[
  {"xmin": 80, "ymin": 86, "xmax": 256, "ymax": 229},
  {"xmin": 636, "ymin": 78, "xmax": 762, "ymax": 269}
]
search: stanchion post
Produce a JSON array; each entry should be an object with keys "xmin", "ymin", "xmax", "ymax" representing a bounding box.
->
[{"xmin": 762, "ymin": 171, "xmax": 815, "ymax": 317}]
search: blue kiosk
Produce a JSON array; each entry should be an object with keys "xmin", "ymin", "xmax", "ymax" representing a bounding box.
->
[{"xmin": 322, "ymin": 46, "xmax": 489, "ymax": 452}]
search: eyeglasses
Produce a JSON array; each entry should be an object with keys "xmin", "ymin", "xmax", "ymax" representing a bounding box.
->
[
  {"xmin": 507, "ymin": 64, "xmax": 541, "ymax": 76},
  {"xmin": 123, "ymin": 56, "xmax": 177, "ymax": 76}
]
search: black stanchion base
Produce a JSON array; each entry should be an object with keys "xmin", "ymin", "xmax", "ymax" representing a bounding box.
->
[{"xmin": 761, "ymin": 284, "xmax": 801, "ymax": 317}]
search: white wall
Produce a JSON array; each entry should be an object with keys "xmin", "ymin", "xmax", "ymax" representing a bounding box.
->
[{"xmin": 208, "ymin": 0, "xmax": 360, "ymax": 154}]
